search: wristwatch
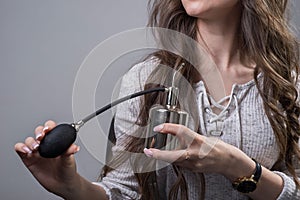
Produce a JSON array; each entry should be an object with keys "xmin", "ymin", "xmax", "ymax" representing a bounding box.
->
[{"xmin": 232, "ymin": 159, "xmax": 262, "ymax": 193}]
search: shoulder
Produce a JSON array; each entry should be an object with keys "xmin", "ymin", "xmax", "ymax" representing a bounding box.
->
[
  {"xmin": 121, "ymin": 57, "xmax": 160, "ymax": 90},
  {"xmin": 124, "ymin": 57, "xmax": 160, "ymax": 79}
]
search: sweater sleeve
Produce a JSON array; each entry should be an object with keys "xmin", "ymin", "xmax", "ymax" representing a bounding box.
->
[
  {"xmin": 93, "ymin": 59, "xmax": 158, "ymax": 200},
  {"xmin": 273, "ymin": 171, "xmax": 300, "ymax": 199}
]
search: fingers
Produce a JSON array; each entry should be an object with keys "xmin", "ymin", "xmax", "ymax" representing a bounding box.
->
[
  {"xmin": 14, "ymin": 138, "xmax": 39, "ymax": 161},
  {"xmin": 25, "ymin": 137, "xmax": 40, "ymax": 151},
  {"xmin": 34, "ymin": 120, "xmax": 57, "ymax": 142},
  {"xmin": 15, "ymin": 142, "xmax": 33, "ymax": 155},
  {"xmin": 44, "ymin": 120, "xmax": 56, "ymax": 131},
  {"xmin": 34, "ymin": 126, "xmax": 44, "ymax": 141},
  {"xmin": 144, "ymin": 148, "xmax": 187, "ymax": 163},
  {"xmin": 15, "ymin": 120, "xmax": 80, "ymax": 160},
  {"xmin": 16, "ymin": 120, "xmax": 57, "ymax": 155},
  {"xmin": 15, "ymin": 138, "xmax": 80, "ymax": 160},
  {"xmin": 144, "ymin": 123, "xmax": 217, "ymax": 165},
  {"xmin": 154, "ymin": 123, "xmax": 187, "ymax": 136},
  {"xmin": 154, "ymin": 123, "xmax": 197, "ymax": 138},
  {"xmin": 15, "ymin": 136, "xmax": 40, "ymax": 154},
  {"xmin": 154, "ymin": 123, "xmax": 198, "ymax": 148}
]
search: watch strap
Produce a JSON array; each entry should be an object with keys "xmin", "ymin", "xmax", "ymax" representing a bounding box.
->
[{"xmin": 252, "ymin": 159, "xmax": 262, "ymax": 182}]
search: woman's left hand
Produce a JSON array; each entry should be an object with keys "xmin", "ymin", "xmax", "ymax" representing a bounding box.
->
[{"xmin": 143, "ymin": 123, "xmax": 255, "ymax": 180}]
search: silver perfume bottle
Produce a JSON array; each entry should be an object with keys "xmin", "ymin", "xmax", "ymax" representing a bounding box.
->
[{"xmin": 145, "ymin": 86, "xmax": 189, "ymax": 150}]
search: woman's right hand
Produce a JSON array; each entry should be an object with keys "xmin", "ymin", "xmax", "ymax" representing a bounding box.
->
[{"xmin": 14, "ymin": 120, "xmax": 81, "ymax": 198}]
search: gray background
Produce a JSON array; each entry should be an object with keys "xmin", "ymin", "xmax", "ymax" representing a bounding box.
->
[{"xmin": 0, "ymin": 1, "xmax": 299, "ymax": 199}]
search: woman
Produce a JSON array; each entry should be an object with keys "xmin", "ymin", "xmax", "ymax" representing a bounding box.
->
[{"xmin": 15, "ymin": 0, "xmax": 300, "ymax": 199}]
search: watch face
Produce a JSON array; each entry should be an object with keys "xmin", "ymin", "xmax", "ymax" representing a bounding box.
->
[{"xmin": 237, "ymin": 181, "xmax": 257, "ymax": 193}]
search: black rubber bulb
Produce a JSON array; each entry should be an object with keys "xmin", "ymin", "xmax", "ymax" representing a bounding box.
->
[{"xmin": 38, "ymin": 123, "xmax": 77, "ymax": 158}]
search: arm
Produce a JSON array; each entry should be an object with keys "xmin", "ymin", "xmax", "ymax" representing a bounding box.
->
[
  {"xmin": 62, "ymin": 174, "xmax": 108, "ymax": 200},
  {"xmin": 144, "ymin": 123, "xmax": 299, "ymax": 200},
  {"xmin": 14, "ymin": 58, "xmax": 158, "ymax": 200},
  {"xmin": 14, "ymin": 120, "xmax": 108, "ymax": 200},
  {"xmin": 223, "ymin": 147, "xmax": 284, "ymax": 200},
  {"xmin": 224, "ymin": 148, "xmax": 300, "ymax": 200}
]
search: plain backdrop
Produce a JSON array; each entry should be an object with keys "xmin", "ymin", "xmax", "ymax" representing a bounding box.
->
[{"xmin": 0, "ymin": 1, "xmax": 299, "ymax": 199}]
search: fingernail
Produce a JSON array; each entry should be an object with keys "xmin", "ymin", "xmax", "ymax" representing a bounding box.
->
[
  {"xmin": 32, "ymin": 143, "xmax": 39, "ymax": 150},
  {"xmin": 144, "ymin": 148, "xmax": 153, "ymax": 157},
  {"xmin": 35, "ymin": 133, "xmax": 43, "ymax": 140},
  {"xmin": 22, "ymin": 146, "xmax": 32, "ymax": 154},
  {"xmin": 42, "ymin": 126, "xmax": 49, "ymax": 133},
  {"xmin": 153, "ymin": 124, "xmax": 164, "ymax": 132},
  {"xmin": 75, "ymin": 146, "xmax": 80, "ymax": 153}
]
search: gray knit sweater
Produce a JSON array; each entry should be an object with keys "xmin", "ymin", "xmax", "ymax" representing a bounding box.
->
[{"xmin": 94, "ymin": 58, "xmax": 300, "ymax": 199}]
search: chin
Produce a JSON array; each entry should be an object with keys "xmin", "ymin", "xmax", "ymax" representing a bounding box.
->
[
  {"xmin": 181, "ymin": 1, "xmax": 209, "ymax": 18},
  {"xmin": 185, "ymin": 8, "xmax": 210, "ymax": 19},
  {"xmin": 181, "ymin": 0, "xmax": 240, "ymax": 20}
]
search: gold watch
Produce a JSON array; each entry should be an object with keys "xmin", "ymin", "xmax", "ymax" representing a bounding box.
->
[{"xmin": 232, "ymin": 159, "xmax": 262, "ymax": 193}]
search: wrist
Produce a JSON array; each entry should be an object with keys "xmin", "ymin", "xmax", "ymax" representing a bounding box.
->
[
  {"xmin": 58, "ymin": 173, "xmax": 83, "ymax": 199},
  {"xmin": 232, "ymin": 159, "xmax": 262, "ymax": 193},
  {"xmin": 223, "ymin": 148, "xmax": 256, "ymax": 182},
  {"xmin": 60, "ymin": 174, "xmax": 109, "ymax": 200}
]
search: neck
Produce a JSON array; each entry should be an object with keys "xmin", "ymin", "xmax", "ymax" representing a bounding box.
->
[{"xmin": 196, "ymin": 8, "xmax": 242, "ymax": 70}]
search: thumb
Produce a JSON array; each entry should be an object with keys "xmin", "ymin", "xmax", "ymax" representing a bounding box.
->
[
  {"xmin": 62, "ymin": 144, "xmax": 80, "ymax": 157},
  {"xmin": 57, "ymin": 144, "xmax": 80, "ymax": 170}
]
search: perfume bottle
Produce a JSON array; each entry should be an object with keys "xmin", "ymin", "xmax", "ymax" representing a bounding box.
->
[{"xmin": 145, "ymin": 86, "xmax": 189, "ymax": 150}]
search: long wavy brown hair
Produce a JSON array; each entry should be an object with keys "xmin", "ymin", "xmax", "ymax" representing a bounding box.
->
[{"xmin": 101, "ymin": 0, "xmax": 300, "ymax": 199}]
